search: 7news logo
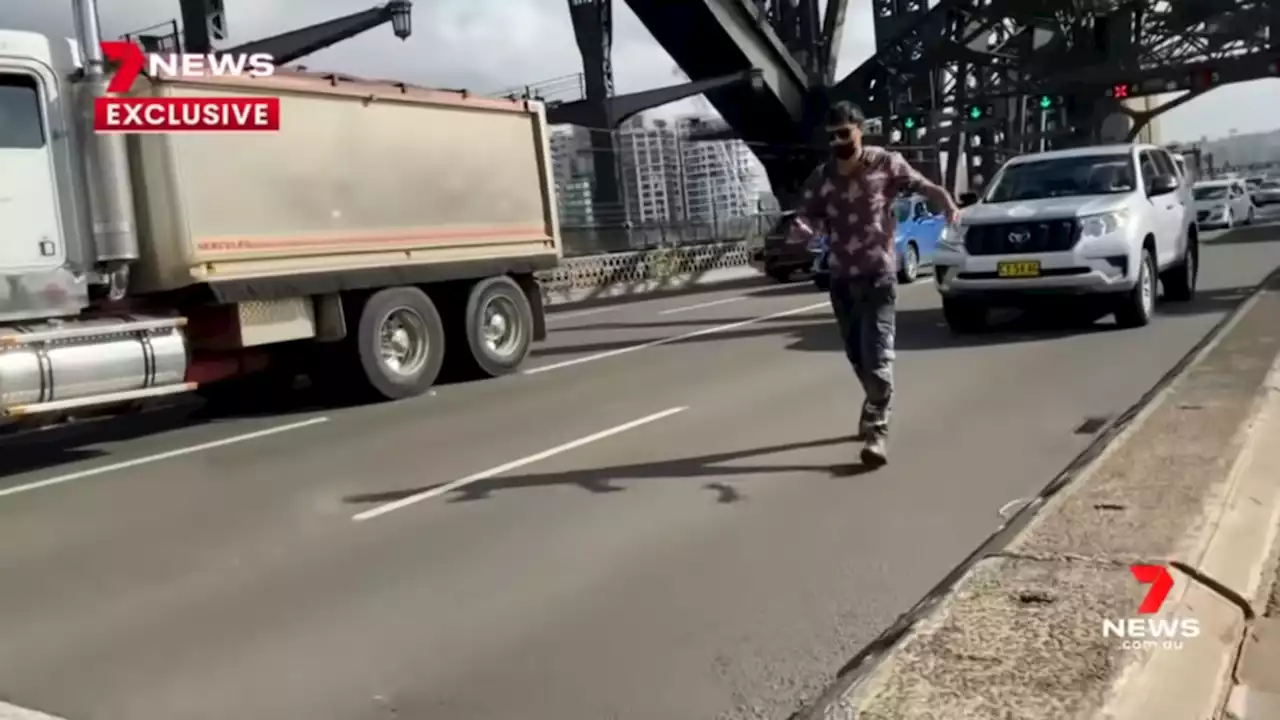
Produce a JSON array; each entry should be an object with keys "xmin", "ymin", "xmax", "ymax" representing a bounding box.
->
[
  {"xmin": 1102, "ymin": 564, "xmax": 1200, "ymax": 650},
  {"xmin": 93, "ymin": 41, "xmax": 279, "ymax": 133}
]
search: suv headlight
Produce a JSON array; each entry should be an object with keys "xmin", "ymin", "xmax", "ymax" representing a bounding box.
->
[
  {"xmin": 1079, "ymin": 210, "xmax": 1129, "ymax": 238},
  {"xmin": 938, "ymin": 224, "xmax": 967, "ymax": 251}
]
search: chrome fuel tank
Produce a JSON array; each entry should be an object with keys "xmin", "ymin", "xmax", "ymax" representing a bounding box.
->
[{"xmin": 0, "ymin": 315, "xmax": 192, "ymax": 417}]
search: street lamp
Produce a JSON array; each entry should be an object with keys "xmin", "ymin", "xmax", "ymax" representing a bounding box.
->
[{"xmin": 388, "ymin": 0, "xmax": 412, "ymax": 40}]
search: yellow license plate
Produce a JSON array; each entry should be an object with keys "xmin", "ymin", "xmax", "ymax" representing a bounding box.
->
[{"xmin": 997, "ymin": 261, "xmax": 1042, "ymax": 278}]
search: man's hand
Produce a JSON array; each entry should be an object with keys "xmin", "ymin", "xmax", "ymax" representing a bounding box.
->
[
  {"xmin": 919, "ymin": 181, "xmax": 961, "ymax": 225},
  {"xmin": 786, "ymin": 215, "xmax": 817, "ymax": 244},
  {"xmin": 942, "ymin": 200, "xmax": 961, "ymax": 225}
]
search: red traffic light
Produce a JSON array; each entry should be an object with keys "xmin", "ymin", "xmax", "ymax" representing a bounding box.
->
[{"xmin": 1112, "ymin": 83, "xmax": 1130, "ymax": 98}]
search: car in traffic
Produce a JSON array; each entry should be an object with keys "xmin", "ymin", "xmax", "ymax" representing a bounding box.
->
[
  {"xmin": 755, "ymin": 211, "xmax": 813, "ymax": 283},
  {"xmin": 809, "ymin": 194, "xmax": 945, "ymax": 290},
  {"xmin": 932, "ymin": 143, "xmax": 1198, "ymax": 331},
  {"xmin": 1252, "ymin": 178, "xmax": 1280, "ymax": 206},
  {"xmin": 1193, "ymin": 179, "xmax": 1255, "ymax": 228}
]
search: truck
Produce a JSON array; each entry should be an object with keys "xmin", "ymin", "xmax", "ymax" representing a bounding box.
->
[{"xmin": 0, "ymin": 0, "xmax": 561, "ymax": 426}]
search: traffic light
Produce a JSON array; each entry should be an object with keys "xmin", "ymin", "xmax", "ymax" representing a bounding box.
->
[
  {"xmin": 1111, "ymin": 83, "xmax": 1131, "ymax": 98},
  {"xmin": 1037, "ymin": 95, "xmax": 1054, "ymax": 110},
  {"xmin": 967, "ymin": 105, "xmax": 984, "ymax": 120}
]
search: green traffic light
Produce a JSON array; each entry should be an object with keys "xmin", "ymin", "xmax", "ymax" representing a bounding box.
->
[
  {"xmin": 1039, "ymin": 95, "xmax": 1052, "ymax": 109},
  {"xmin": 904, "ymin": 117, "xmax": 916, "ymax": 129},
  {"xmin": 969, "ymin": 106, "xmax": 981, "ymax": 119}
]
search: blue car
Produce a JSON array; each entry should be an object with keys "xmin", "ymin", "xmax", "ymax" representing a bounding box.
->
[{"xmin": 810, "ymin": 194, "xmax": 946, "ymax": 290}]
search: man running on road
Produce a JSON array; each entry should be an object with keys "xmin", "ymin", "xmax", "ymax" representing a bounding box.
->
[{"xmin": 789, "ymin": 101, "xmax": 960, "ymax": 467}]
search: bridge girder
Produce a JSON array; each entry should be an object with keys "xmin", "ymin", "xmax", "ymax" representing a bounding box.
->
[{"xmin": 563, "ymin": 0, "xmax": 1280, "ymax": 200}]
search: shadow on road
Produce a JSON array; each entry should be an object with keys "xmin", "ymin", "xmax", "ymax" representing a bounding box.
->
[
  {"xmin": 342, "ymin": 434, "xmax": 869, "ymax": 507},
  {"xmin": 0, "ymin": 405, "xmax": 208, "ymax": 480},
  {"xmin": 531, "ymin": 289, "xmax": 1244, "ymax": 359},
  {"xmin": 0, "ymin": 379, "xmax": 331, "ymax": 483}
]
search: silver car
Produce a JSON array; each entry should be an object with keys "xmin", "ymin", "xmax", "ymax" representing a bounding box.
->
[{"xmin": 1253, "ymin": 179, "xmax": 1280, "ymax": 206}]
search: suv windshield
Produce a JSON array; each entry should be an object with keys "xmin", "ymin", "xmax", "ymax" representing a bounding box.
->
[
  {"xmin": 985, "ymin": 154, "xmax": 1135, "ymax": 203},
  {"xmin": 1262, "ymin": 181, "xmax": 1280, "ymax": 189},
  {"xmin": 1194, "ymin": 185, "xmax": 1229, "ymax": 200}
]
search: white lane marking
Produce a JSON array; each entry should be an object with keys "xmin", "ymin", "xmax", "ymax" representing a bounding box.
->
[
  {"xmin": 0, "ymin": 416, "xmax": 330, "ymax": 501},
  {"xmin": 0, "ymin": 702, "xmax": 68, "ymax": 719},
  {"xmin": 659, "ymin": 296, "xmax": 745, "ymax": 315},
  {"xmin": 524, "ymin": 301, "xmax": 829, "ymax": 374},
  {"xmin": 353, "ymin": 406, "xmax": 688, "ymax": 521}
]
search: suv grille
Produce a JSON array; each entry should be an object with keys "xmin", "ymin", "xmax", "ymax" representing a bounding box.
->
[{"xmin": 964, "ymin": 220, "xmax": 1081, "ymax": 255}]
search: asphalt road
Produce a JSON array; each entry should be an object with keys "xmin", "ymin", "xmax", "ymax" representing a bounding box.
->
[{"xmin": 2, "ymin": 215, "xmax": 1280, "ymax": 720}]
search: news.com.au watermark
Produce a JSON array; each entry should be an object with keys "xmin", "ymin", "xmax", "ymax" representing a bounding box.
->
[
  {"xmin": 93, "ymin": 41, "xmax": 280, "ymax": 134},
  {"xmin": 1103, "ymin": 564, "xmax": 1200, "ymax": 651}
]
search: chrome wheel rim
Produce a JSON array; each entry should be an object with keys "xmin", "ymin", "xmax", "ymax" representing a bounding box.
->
[
  {"xmin": 378, "ymin": 307, "xmax": 429, "ymax": 377},
  {"xmin": 905, "ymin": 247, "xmax": 918, "ymax": 277},
  {"xmin": 481, "ymin": 295, "xmax": 523, "ymax": 358}
]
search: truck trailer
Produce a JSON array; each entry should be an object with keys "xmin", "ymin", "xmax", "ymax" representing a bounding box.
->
[{"xmin": 0, "ymin": 0, "xmax": 561, "ymax": 425}]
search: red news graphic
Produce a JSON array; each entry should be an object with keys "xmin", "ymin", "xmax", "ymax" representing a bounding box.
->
[
  {"xmin": 1131, "ymin": 564, "xmax": 1174, "ymax": 614},
  {"xmin": 93, "ymin": 40, "xmax": 280, "ymax": 133},
  {"xmin": 95, "ymin": 97, "xmax": 280, "ymax": 133}
]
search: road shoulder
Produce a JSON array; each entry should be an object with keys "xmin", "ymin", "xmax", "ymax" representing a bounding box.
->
[{"xmin": 804, "ymin": 268, "xmax": 1280, "ymax": 719}]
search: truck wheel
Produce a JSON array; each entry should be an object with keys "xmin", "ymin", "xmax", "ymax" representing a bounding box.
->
[
  {"xmin": 942, "ymin": 297, "xmax": 988, "ymax": 333},
  {"xmin": 1160, "ymin": 233, "xmax": 1198, "ymax": 302},
  {"xmin": 460, "ymin": 276, "xmax": 534, "ymax": 377},
  {"xmin": 1114, "ymin": 247, "xmax": 1156, "ymax": 328},
  {"xmin": 351, "ymin": 286, "xmax": 445, "ymax": 400}
]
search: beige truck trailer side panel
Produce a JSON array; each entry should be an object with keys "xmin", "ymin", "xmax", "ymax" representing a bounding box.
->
[{"xmin": 127, "ymin": 74, "xmax": 560, "ymax": 293}]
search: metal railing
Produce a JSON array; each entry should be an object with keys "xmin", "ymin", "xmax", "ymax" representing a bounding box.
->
[{"xmin": 560, "ymin": 213, "xmax": 777, "ymax": 257}]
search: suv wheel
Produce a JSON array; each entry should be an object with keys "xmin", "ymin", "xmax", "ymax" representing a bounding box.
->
[
  {"xmin": 942, "ymin": 297, "xmax": 988, "ymax": 333},
  {"xmin": 768, "ymin": 267, "xmax": 793, "ymax": 283},
  {"xmin": 1161, "ymin": 234, "xmax": 1198, "ymax": 302},
  {"xmin": 1115, "ymin": 248, "xmax": 1156, "ymax": 328}
]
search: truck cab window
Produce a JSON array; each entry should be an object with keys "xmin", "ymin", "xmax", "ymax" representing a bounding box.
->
[{"xmin": 0, "ymin": 74, "xmax": 45, "ymax": 149}]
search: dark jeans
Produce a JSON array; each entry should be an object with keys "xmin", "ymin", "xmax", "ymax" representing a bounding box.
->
[{"xmin": 829, "ymin": 277, "xmax": 896, "ymax": 440}]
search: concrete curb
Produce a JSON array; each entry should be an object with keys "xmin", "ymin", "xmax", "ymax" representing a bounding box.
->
[
  {"xmin": 1101, "ymin": 355, "xmax": 1280, "ymax": 719},
  {"xmin": 800, "ymin": 270, "xmax": 1280, "ymax": 720}
]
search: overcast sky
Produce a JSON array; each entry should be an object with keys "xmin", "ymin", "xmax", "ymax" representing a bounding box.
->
[{"xmin": 9, "ymin": 0, "xmax": 1278, "ymax": 141}]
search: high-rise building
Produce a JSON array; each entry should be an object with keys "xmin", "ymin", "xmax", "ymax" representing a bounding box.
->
[
  {"xmin": 548, "ymin": 126, "xmax": 596, "ymax": 226},
  {"xmin": 676, "ymin": 116, "xmax": 762, "ymax": 223},
  {"xmin": 547, "ymin": 114, "xmax": 773, "ymax": 228},
  {"xmin": 615, "ymin": 116, "xmax": 685, "ymax": 224}
]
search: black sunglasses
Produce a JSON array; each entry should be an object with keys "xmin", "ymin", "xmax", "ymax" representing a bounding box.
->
[{"xmin": 826, "ymin": 128, "xmax": 854, "ymax": 143}]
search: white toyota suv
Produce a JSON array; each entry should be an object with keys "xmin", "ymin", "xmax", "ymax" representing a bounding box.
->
[{"xmin": 933, "ymin": 144, "xmax": 1199, "ymax": 332}]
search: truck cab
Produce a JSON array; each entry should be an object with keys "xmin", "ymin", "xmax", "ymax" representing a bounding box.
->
[{"xmin": 0, "ymin": 32, "xmax": 92, "ymax": 323}]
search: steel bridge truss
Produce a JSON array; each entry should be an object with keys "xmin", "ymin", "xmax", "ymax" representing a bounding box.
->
[{"xmin": 838, "ymin": 0, "xmax": 1280, "ymax": 191}]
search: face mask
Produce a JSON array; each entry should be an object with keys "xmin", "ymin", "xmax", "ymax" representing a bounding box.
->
[{"xmin": 832, "ymin": 143, "xmax": 856, "ymax": 160}]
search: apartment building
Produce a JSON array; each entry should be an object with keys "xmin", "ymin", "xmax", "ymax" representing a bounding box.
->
[
  {"xmin": 550, "ymin": 114, "xmax": 773, "ymax": 226},
  {"xmin": 548, "ymin": 125, "xmax": 597, "ymax": 226}
]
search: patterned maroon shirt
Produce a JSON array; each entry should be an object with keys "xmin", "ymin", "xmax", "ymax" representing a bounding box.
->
[{"xmin": 796, "ymin": 146, "xmax": 927, "ymax": 281}]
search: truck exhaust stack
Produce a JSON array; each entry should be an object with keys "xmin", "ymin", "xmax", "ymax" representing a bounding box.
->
[{"xmin": 71, "ymin": 0, "xmax": 140, "ymax": 297}]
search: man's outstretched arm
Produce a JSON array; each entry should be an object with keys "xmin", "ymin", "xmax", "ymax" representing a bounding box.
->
[{"xmin": 888, "ymin": 152, "xmax": 960, "ymax": 224}]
